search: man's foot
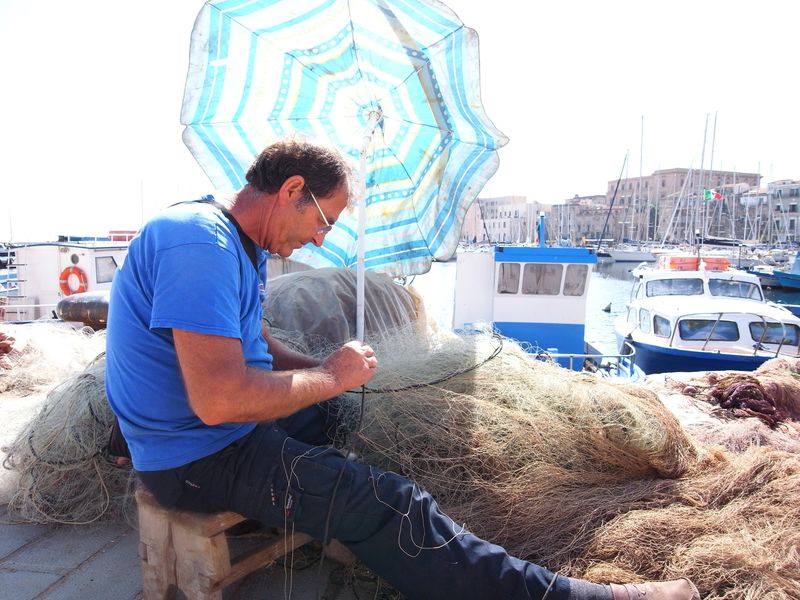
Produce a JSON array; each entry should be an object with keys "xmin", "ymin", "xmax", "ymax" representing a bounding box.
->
[{"xmin": 610, "ymin": 578, "xmax": 700, "ymax": 600}]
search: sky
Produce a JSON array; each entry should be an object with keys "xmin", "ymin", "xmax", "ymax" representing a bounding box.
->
[{"xmin": 0, "ymin": 0, "xmax": 797, "ymax": 241}]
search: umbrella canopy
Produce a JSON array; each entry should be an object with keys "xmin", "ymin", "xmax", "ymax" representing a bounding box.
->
[{"xmin": 181, "ymin": 0, "xmax": 507, "ymax": 278}]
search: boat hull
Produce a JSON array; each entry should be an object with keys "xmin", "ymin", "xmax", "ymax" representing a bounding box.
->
[
  {"xmin": 773, "ymin": 270, "xmax": 800, "ymax": 290},
  {"xmin": 630, "ymin": 339, "xmax": 775, "ymax": 374}
]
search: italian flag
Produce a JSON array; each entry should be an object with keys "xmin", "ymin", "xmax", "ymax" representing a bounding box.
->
[{"xmin": 703, "ymin": 189, "xmax": 722, "ymax": 200}]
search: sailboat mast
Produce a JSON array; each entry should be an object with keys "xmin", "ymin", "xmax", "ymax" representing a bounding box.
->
[
  {"xmin": 638, "ymin": 115, "xmax": 644, "ymax": 242},
  {"xmin": 695, "ymin": 114, "xmax": 709, "ymax": 245},
  {"xmin": 705, "ymin": 111, "xmax": 718, "ymax": 238}
]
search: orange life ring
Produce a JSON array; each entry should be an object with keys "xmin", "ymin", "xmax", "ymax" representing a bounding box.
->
[{"xmin": 59, "ymin": 266, "xmax": 89, "ymax": 296}]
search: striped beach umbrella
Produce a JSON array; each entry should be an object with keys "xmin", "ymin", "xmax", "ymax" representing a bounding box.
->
[{"xmin": 182, "ymin": 0, "xmax": 507, "ymax": 280}]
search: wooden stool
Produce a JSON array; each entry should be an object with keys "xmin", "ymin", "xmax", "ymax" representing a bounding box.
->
[{"xmin": 135, "ymin": 487, "xmax": 314, "ymax": 600}]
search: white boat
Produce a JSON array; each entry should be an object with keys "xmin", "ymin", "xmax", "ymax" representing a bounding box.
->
[
  {"xmin": 454, "ymin": 230, "xmax": 642, "ymax": 380},
  {"xmin": 614, "ymin": 254, "xmax": 800, "ymax": 374},
  {"xmin": 608, "ymin": 244, "xmax": 657, "ymax": 262},
  {"xmin": 1, "ymin": 233, "xmax": 135, "ymax": 322}
]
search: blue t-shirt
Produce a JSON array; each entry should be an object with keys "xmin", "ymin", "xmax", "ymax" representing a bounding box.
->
[{"xmin": 105, "ymin": 201, "xmax": 270, "ymax": 471}]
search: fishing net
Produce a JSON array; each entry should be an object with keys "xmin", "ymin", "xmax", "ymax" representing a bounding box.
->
[
  {"xmin": 2, "ymin": 358, "xmax": 136, "ymax": 524},
  {"xmin": 650, "ymin": 359, "xmax": 800, "ymax": 453},
  {"xmin": 337, "ymin": 330, "xmax": 800, "ymax": 598},
  {"xmin": 0, "ymin": 322, "xmax": 106, "ymax": 394}
]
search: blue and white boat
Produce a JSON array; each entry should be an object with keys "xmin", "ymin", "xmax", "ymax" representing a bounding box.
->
[
  {"xmin": 772, "ymin": 251, "xmax": 800, "ymax": 290},
  {"xmin": 614, "ymin": 256, "xmax": 800, "ymax": 374},
  {"xmin": 453, "ymin": 217, "xmax": 641, "ymax": 379}
]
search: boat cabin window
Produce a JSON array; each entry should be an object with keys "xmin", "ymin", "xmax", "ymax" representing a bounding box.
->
[
  {"xmin": 653, "ymin": 315, "xmax": 671, "ymax": 337},
  {"xmin": 708, "ymin": 279, "xmax": 763, "ymax": 300},
  {"xmin": 563, "ymin": 264, "xmax": 588, "ymax": 296},
  {"xmin": 678, "ymin": 319, "xmax": 739, "ymax": 341},
  {"xmin": 95, "ymin": 256, "xmax": 119, "ymax": 284},
  {"xmin": 638, "ymin": 309, "xmax": 651, "ymax": 333},
  {"xmin": 497, "ymin": 263, "xmax": 520, "ymax": 294},
  {"xmin": 521, "ymin": 263, "xmax": 562, "ymax": 295},
  {"xmin": 749, "ymin": 322, "xmax": 800, "ymax": 345},
  {"xmin": 646, "ymin": 278, "xmax": 703, "ymax": 297}
]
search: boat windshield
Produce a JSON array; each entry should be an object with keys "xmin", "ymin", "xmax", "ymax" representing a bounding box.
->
[
  {"xmin": 708, "ymin": 279, "xmax": 763, "ymax": 300},
  {"xmin": 646, "ymin": 278, "xmax": 703, "ymax": 297}
]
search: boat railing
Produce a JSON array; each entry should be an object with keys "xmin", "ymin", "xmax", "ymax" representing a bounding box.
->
[
  {"xmin": 665, "ymin": 311, "xmax": 800, "ymax": 358},
  {"xmin": 537, "ymin": 340, "xmax": 639, "ymax": 379}
]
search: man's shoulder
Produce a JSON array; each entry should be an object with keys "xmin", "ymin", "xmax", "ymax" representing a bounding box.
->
[{"xmin": 144, "ymin": 203, "xmax": 237, "ymax": 251}]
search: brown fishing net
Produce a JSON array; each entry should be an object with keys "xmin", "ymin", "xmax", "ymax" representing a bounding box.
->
[
  {"xmin": 339, "ymin": 331, "xmax": 800, "ymax": 599},
  {"xmin": 3, "ymin": 301, "xmax": 800, "ymax": 597}
]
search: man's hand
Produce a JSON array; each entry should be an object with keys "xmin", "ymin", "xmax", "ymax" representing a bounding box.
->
[
  {"xmin": 321, "ymin": 341, "xmax": 378, "ymax": 391},
  {"xmin": 0, "ymin": 332, "xmax": 14, "ymax": 355},
  {"xmin": 0, "ymin": 332, "xmax": 15, "ymax": 370}
]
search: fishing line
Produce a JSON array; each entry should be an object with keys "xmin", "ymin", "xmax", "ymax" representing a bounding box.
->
[
  {"xmin": 315, "ymin": 385, "xmax": 366, "ymax": 600},
  {"xmin": 354, "ymin": 333, "xmax": 504, "ymax": 395},
  {"xmin": 313, "ymin": 335, "xmax": 504, "ymax": 595}
]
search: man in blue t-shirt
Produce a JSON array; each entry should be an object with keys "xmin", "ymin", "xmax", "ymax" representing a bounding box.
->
[{"xmin": 105, "ymin": 139, "xmax": 699, "ymax": 600}]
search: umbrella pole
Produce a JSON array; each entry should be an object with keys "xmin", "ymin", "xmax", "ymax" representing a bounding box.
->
[{"xmin": 356, "ymin": 113, "xmax": 380, "ymax": 342}]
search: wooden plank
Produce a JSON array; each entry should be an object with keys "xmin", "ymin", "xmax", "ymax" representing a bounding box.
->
[
  {"xmin": 212, "ymin": 532, "xmax": 313, "ymax": 593},
  {"xmin": 169, "ymin": 509, "xmax": 246, "ymax": 538}
]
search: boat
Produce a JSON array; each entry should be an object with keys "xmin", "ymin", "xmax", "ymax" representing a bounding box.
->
[
  {"xmin": 453, "ymin": 218, "xmax": 642, "ymax": 380},
  {"xmin": 608, "ymin": 243, "xmax": 657, "ymax": 262},
  {"xmin": 747, "ymin": 264, "xmax": 781, "ymax": 288},
  {"xmin": 0, "ymin": 229, "xmax": 313, "ymax": 326},
  {"xmin": 614, "ymin": 254, "xmax": 800, "ymax": 374},
  {"xmin": 772, "ymin": 251, "xmax": 800, "ymax": 290},
  {"xmin": 0, "ymin": 232, "xmax": 136, "ymax": 322}
]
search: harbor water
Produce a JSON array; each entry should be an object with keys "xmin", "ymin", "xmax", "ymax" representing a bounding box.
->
[{"xmin": 410, "ymin": 259, "xmax": 800, "ymax": 357}]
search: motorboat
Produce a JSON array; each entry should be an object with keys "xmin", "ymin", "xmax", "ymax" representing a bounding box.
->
[
  {"xmin": 454, "ymin": 217, "xmax": 643, "ymax": 380},
  {"xmin": 772, "ymin": 251, "xmax": 800, "ymax": 290},
  {"xmin": 614, "ymin": 254, "xmax": 800, "ymax": 374}
]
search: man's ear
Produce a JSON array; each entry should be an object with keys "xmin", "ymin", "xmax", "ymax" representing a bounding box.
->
[{"xmin": 280, "ymin": 175, "xmax": 306, "ymax": 205}]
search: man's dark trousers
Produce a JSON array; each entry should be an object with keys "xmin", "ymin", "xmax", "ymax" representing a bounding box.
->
[{"xmin": 138, "ymin": 403, "xmax": 574, "ymax": 600}]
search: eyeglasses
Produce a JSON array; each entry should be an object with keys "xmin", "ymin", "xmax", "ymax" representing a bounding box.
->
[{"xmin": 307, "ymin": 187, "xmax": 333, "ymax": 235}]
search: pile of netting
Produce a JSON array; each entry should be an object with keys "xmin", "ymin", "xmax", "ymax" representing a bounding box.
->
[
  {"xmin": 2, "ymin": 357, "xmax": 136, "ymax": 524},
  {"xmin": 3, "ymin": 318, "xmax": 800, "ymax": 597},
  {"xmin": 659, "ymin": 359, "xmax": 800, "ymax": 453},
  {"xmin": 0, "ymin": 322, "xmax": 106, "ymax": 394},
  {"xmin": 331, "ymin": 330, "xmax": 799, "ymax": 600}
]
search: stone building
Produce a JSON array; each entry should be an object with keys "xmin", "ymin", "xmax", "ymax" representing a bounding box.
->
[
  {"xmin": 461, "ymin": 196, "xmax": 550, "ymax": 244},
  {"xmin": 606, "ymin": 168, "xmax": 761, "ymax": 243},
  {"xmin": 755, "ymin": 179, "xmax": 800, "ymax": 243},
  {"xmin": 549, "ymin": 194, "xmax": 618, "ymax": 245}
]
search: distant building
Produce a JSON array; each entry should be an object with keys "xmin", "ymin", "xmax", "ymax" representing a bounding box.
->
[
  {"xmin": 549, "ymin": 194, "xmax": 616, "ymax": 246},
  {"xmin": 605, "ymin": 168, "xmax": 761, "ymax": 243},
  {"xmin": 461, "ymin": 196, "xmax": 549, "ymax": 244}
]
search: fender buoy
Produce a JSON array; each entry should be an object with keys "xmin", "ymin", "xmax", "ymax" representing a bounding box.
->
[{"xmin": 59, "ymin": 266, "xmax": 89, "ymax": 296}]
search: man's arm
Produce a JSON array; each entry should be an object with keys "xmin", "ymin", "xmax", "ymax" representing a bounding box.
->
[
  {"xmin": 262, "ymin": 323, "xmax": 321, "ymax": 370},
  {"xmin": 173, "ymin": 328, "xmax": 376, "ymax": 426}
]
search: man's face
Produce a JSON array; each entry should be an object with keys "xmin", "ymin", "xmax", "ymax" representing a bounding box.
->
[{"xmin": 273, "ymin": 183, "xmax": 349, "ymax": 257}]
